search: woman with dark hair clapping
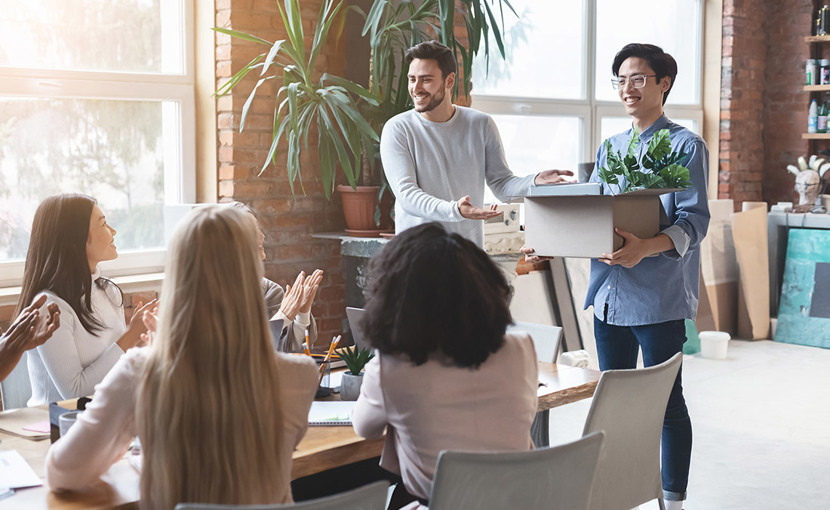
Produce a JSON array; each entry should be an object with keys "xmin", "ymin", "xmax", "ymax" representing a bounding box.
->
[
  {"xmin": 352, "ymin": 222, "xmax": 538, "ymax": 508},
  {"xmin": 16, "ymin": 194, "xmax": 156, "ymax": 405}
]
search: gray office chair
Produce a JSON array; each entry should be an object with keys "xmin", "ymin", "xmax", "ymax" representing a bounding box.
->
[
  {"xmin": 507, "ymin": 321, "xmax": 563, "ymax": 447},
  {"xmin": 174, "ymin": 481, "xmax": 388, "ymax": 510},
  {"xmin": 428, "ymin": 432, "xmax": 605, "ymax": 510},
  {"xmin": 0, "ymin": 355, "xmax": 32, "ymax": 410},
  {"xmin": 582, "ymin": 352, "xmax": 683, "ymax": 510}
]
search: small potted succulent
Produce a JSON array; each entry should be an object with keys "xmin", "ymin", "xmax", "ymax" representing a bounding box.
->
[{"xmin": 337, "ymin": 345, "xmax": 374, "ymax": 401}]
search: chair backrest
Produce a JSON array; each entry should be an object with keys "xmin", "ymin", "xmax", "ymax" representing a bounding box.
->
[
  {"xmin": 174, "ymin": 481, "xmax": 389, "ymax": 510},
  {"xmin": 507, "ymin": 321, "xmax": 563, "ymax": 363},
  {"xmin": 0, "ymin": 354, "xmax": 32, "ymax": 411},
  {"xmin": 429, "ymin": 432, "xmax": 605, "ymax": 510},
  {"xmin": 582, "ymin": 352, "xmax": 683, "ymax": 510},
  {"xmin": 345, "ymin": 307, "xmax": 369, "ymax": 349}
]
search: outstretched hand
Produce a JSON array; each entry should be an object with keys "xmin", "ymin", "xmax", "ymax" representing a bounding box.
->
[
  {"xmin": 520, "ymin": 245, "xmax": 553, "ymax": 264},
  {"xmin": 457, "ymin": 195, "xmax": 502, "ymax": 220},
  {"xmin": 534, "ymin": 169, "xmax": 576, "ymax": 185}
]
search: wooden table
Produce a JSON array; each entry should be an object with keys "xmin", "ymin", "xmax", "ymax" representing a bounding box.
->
[{"xmin": 0, "ymin": 363, "xmax": 599, "ymax": 509}]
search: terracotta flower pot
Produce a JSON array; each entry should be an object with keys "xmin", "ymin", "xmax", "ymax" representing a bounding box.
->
[{"xmin": 336, "ymin": 185, "xmax": 393, "ymax": 237}]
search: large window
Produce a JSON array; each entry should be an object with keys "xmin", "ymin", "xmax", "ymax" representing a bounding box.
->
[
  {"xmin": 472, "ymin": 0, "xmax": 704, "ymax": 201},
  {"xmin": 0, "ymin": 0, "xmax": 195, "ymax": 286}
]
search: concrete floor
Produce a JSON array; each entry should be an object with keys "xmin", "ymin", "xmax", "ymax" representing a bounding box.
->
[{"xmin": 548, "ymin": 339, "xmax": 830, "ymax": 509}]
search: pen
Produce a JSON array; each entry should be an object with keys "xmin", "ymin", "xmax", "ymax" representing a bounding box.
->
[
  {"xmin": 303, "ymin": 329, "xmax": 311, "ymax": 355},
  {"xmin": 317, "ymin": 335, "xmax": 341, "ymax": 386}
]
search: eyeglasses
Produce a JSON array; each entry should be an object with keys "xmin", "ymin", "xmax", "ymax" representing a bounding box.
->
[{"xmin": 611, "ymin": 74, "xmax": 657, "ymax": 90}]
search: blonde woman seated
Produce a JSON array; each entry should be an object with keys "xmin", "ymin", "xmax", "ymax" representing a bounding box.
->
[
  {"xmin": 352, "ymin": 223, "xmax": 539, "ymax": 508},
  {"xmin": 229, "ymin": 202, "xmax": 323, "ymax": 350},
  {"xmin": 17, "ymin": 194, "xmax": 156, "ymax": 406},
  {"xmin": 46, "ymin": 206, "xmax": 319, "ymax": 508}
]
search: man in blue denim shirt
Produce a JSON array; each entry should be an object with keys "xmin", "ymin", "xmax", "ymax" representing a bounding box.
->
[{"xmin": 588, "ymin": 44, "xmax": 710, "ymax": 510}]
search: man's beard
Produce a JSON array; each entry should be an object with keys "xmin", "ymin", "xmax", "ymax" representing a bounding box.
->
[{"xmin": 413, "ymin": 88, "xmax": 445, "ymax": 113}]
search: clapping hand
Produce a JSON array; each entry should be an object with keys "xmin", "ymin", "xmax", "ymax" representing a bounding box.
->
[
  {"xmin": 280, "ymin": 269, "xmax": 325, "ymax": 320},
  {"xmin": 1, "ymin": 294, "xmax": 61, "ymax": 353},
  {"xmin": 139, "ymin": 302, "xmax": 160, "ymax": 347}
]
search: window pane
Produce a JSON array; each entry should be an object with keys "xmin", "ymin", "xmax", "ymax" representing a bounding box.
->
[
  {"xmin": 484, "ymin": 115, "xmax": 581, "ymax": 205},
  {"xmin": 600, "ymin": 116, "xmax": 698, "ymax": 142},
  {"xmin": 0, "ymin": 0, "xmax": 183, "ymax": 74},
  {"xmin": 472, "ymin": 0, "xmax": 585, "ymax": 100},
  {"xmin": 0, "ymin": 98, "xmax": 171, "ymax": 261},
  {"xmin": 595, "ymin": 0, "xmax": 701, "ymax": 104}
]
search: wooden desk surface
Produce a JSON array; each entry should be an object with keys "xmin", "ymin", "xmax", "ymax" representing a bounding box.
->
[{"xmin": 0, "ymin": 363, "xmax": 599, "ymax": 509}]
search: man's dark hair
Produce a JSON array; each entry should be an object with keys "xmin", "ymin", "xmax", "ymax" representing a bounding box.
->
[
  {"xmin": 360, "ymin": 222, "xmax": 513, "ymax": 368},
  {"xmin": 612, "ymin": 43, "xmax": 678, "ymax": 105},
  {"xmin": 404, "ymin": 40, "xmax": 457, "ymax": 78}
]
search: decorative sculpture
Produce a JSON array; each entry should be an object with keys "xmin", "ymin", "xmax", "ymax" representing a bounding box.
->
[{"xmin": 787, "ymin": 155, "xmax": 829, "ymax": 212}]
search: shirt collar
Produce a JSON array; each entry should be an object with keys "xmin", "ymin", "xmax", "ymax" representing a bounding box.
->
[{"xmin": 636, "ymin": 114, "xmax": 670, "ymax": 140}]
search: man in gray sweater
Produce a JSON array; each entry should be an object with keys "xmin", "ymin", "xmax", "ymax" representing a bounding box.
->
[{"xmin": 381, "ymin": 40, "xmax": 572, "ymax": 247}]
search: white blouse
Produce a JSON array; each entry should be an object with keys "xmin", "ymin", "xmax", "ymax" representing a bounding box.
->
[{"xmin": 27, "ymin": 268, "xmax": 127, "ymax": 406}]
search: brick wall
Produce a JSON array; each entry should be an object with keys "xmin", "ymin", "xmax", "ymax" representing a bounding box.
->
[
  {"xmin": 763, "ymin": 0, "xmax": 813, "ymax": 205},
  {"xmin": 720, "ymin": 0, "xmax": 814, "ymax": 210},
  {"xmin": 216, "ymin": 0, "xmax": 346, "ymax": 347},
  {"xmin": 720, "ymin": 0, "xmax": 767, "ymax": 208}
]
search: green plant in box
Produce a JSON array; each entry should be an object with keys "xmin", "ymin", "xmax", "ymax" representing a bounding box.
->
[
  {"xmin": 598, "ymin": 128, "xmax": 692, "ymax": 195},
  {"xmin": 338, "ymin": 345, "xmax": 375, "ymax": 376}
]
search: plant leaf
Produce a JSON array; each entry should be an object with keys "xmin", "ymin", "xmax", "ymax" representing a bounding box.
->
[{"xmin": 212, "ymin": 27, "xmax": 273, "ymax": 46}]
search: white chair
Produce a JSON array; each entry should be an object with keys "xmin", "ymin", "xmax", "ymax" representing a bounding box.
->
[
  {"xmin": 174, "ymin": 481, "xmax": 389, "ymax": 510},
  {"xmin": 428, "ymin": 431, "xmax": 605, "ymax": 510},
  {"xmin": 582, "ymin": 352, "xmax": 683, "ymax": 510},
  {"xmin": 507, "ymin": 321, "xmax": 563, "ymax": 447},
  {"xmin": 0, "ymin": 356, "xmax": 32, "ymax": 410}
]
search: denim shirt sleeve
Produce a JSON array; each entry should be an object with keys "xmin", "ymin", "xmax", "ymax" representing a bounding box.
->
[{"xmin": 660, "ymin": 138, "xmax": 710, "ymax": 260}]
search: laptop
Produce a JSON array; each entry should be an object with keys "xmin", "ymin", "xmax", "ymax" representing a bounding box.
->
[{"xmin": 345, "ymin": 307, "xmax": 369, "ymax": 349}]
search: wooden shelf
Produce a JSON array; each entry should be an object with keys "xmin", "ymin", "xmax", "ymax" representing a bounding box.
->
[
  {"xmin": 806, "ymin": 85, "xmax": 830, "ymax": 91},
  {"xmin": 806, "ymin": 35, "xmax": 830, "ymax": 42},
  {"xmin": 802, "ymin": 133, "xmax": 830, "ymax": 139}
]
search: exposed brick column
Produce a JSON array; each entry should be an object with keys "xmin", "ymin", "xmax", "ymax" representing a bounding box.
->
[
  {"xmin": 762, "ymin": 0, "xmax": 812, "ymax": 205},
  {"xmin": 720, "ymin": 0, "xmax": 767, "ymax": 209},
  {"xmin": 216, "ymin": 0, "xmax": 346, "ymax": 346}
]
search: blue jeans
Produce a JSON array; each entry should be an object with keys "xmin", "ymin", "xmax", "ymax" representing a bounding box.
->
[{"xmin": 593, "ymin": 315, "xmax": 692, "ymax": 502}]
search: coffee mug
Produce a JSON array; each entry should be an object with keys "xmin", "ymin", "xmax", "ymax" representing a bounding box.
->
[{"xmin": 58, "ymin": 411, "xmax": 83, "ymax": 437}]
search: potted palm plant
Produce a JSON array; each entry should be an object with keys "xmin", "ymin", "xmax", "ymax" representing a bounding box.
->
[{"xmin": 336, "ymin": 345, "xmax": 375, "ymax": 400}]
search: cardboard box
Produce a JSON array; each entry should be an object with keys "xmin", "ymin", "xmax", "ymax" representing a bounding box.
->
[{"xmin": 524, "ymin": 184, "xmax": 675, "ymax": 259}]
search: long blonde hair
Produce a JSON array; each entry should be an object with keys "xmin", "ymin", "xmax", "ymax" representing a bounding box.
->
[{"xmin": 136, "ymin": 206, "xmax": 285, "ymax": 509}]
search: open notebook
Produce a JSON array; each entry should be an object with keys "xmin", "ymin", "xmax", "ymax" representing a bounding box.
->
[{"xmin": 308, "ymin": 401, "xmax": 354, "ymax": 426}]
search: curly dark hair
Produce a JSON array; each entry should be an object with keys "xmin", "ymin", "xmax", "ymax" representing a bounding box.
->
[
  {"xmin": 360, "ymin": 223, "xmax": 513, "ymax": 367},
  {"xmin": 612, "ymin": 43, "xmax": 678, "ymax": 106}
]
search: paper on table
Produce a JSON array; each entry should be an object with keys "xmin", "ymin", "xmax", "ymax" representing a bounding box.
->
[
  {"xmin": 0, "ymin": 450, "xmax": 43, "ymax": 488},
  {"xmin": 308, "ymin": 401, "xmax": 354, "ymax": 426},
  {"xmin": 0, "ymin": 408, "xmax": 50, "ymax": 440}
]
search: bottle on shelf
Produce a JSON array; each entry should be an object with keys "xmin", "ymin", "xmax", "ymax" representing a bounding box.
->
[
  {"xmin": 807, "ymin": 59, "xmax": 818, "ymax": 85},
  {"xmin": 809, "ymin": 99, "xmax": 818, "ymax": 133},
  {"xmin": 819, "ymin": 101, "xmax": 827, "ymax": 133}
]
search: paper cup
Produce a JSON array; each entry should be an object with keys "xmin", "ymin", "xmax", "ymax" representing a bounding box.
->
[{"xmin": 699, "ymin": 331, "xmax": 731, "ymax": 359}]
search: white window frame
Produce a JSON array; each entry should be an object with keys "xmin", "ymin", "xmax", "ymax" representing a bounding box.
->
[
  {"xmin": 471, "ymin": 0, "xmax": 705, "ymax": 169},
  {"xmin": 0, "ymin": 0, "xmax": 196, "ymax": 287}
]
